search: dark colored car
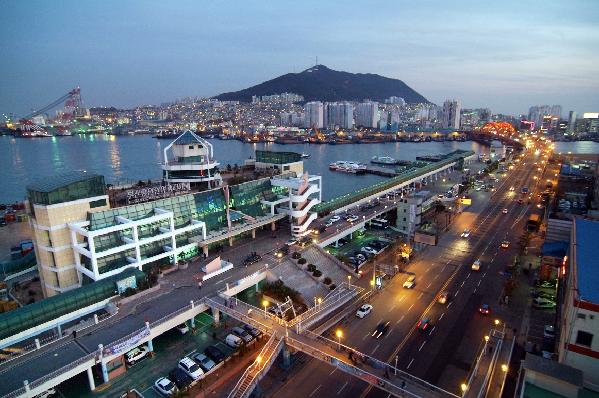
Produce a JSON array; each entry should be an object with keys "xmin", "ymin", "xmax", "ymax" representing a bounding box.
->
[
  {"xmin": 274, "ymin": 246, "xmax": 289, "ymax": 258},
  {"xmin": 204, "ymin": 345, "xmax": 226, "ymax": 363},
  {"xmin": 243, "ymin": 253, "xmax": 262, "ymax": 266},
  {"xmin": 372, "ymin": 321, "xmax": 390, "ymax": 338},
  {"xmin": 169, "ymin": 367, "xmax": 193, "ymax": 390},
  {"xmin": 243, "ymin": 324, "xmax": 263, "ymax": 338}
]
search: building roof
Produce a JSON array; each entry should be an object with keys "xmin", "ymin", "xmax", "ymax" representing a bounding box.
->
[
  {"xmin": 172, "ymin": 130, "xmax": 203, "ymax": 146},
  {"xmin": 26, "ymin": 171, "xmax": 101, "ymax": 193},
  {"xmin": 523, "ymin": 353, "xmax": 583, "ymax": 387},
  {"xmin": 541, "ymin": 241, "xmax": 568, "ymax": 258},
  {"xmin": 574, "ymin": 218, "xmax": 599, "ymax": 304}
]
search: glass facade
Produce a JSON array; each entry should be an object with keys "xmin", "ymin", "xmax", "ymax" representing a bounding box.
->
[
  {"xmin": 27, "ymin": 174, "xmax": 106, "ymax": 205},
  {"xmin": 256, "ymin": 150, "xmax": 302, "ymax": 164},
  {"xmin": 0, "ymin": 269, "xmax": 145, "ymax": 340},
  {"xmin": 229, "ymin": 177, "xmax": 286, "ymax": 217}
]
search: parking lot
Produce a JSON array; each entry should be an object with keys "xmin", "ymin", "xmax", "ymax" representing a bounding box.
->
[{"xmin": 58, "ymin": 305, "xmax": 266, "ymax": 398}]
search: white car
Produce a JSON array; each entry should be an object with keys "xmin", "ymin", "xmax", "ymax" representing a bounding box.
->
[
  {"xmin": 125, "ymin": 345, "xmax": 149, "ymax": 365},
  {"xmin": 361, "ymin": 246, "xmax": 378, "ymax": 255},
  {"xmin": 347, "ymin": 215, "xmax": 359, "ymax": 222},
  {"xmin": 461, "ymin": 229, "xmax": 471, "ymax": 238},
  {"xmin": 403, "ymin": 275, "xmax": 416, "ymax": 289},
  {"xmin": 356, "ymin": 304, "xmax": 373, "ymax": 318},
  {"xmin": 502, "ymin": 208, "xmax": 508, "ymax": 214},
  {"xmin": 286, "ymin": 238, "xmax": 297, "ymax": 246},
  {"xmin": 471, "ymin": 259, "xmax": 481, "ymax": 271},
  {"xmin": 155, "ymin": 377, "xmax": 178, "ymax": 396},
  {"xmin": 330, "ymin": 215, "xmax": 341, "ymax": 223},
  {"xmin": 176, "ymin": 323, "xmax": 189, "ymax": 334},
  {"xmin": 178, "ymin": 357, "xmax": 204, "ymax": 380}
]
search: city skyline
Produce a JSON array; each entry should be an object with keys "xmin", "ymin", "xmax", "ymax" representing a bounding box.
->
[{"xmin": 1, "ymin": 0, "xmax": 598, "ymax": 117}]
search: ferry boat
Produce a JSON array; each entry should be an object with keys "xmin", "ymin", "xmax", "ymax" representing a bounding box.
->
[
  {"xmin": 329, "ymin": 161, "xmax": 367, "ymax": 174},
  {"xmin": 371, "ymin": 156, "xmax": 399, "ymax": 165},
  {"xmin": 301, "ymin": 153, "xmax": 311, "ymax": 159}
]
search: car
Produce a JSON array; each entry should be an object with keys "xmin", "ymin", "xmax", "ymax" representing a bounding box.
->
[
  {"xmin": 461, "ymin": 229, "xmax": 471, "ymax": 238},
  {"xmin": 298, "ymin": 236, "xmax": 312, "ymax": 247},
  {"xmin": 179, "ymin": 357, "xmax": 204, "ymax": 380},
  {"xmin": 204, "ymin": 345, "xmax": 226, "ymax": 363},
  {"xmin": 471, "ymin": 259, "xmax": 481, "ymax": 271},
  {"xmin": 176, "ymin": 323, "xmax": 189, "ymax": 334},
  {"xmin": 501, "ymin": 241, "xmax": 510, "ymax": 248},
  {"xmin": 502, "ymin": 208, "xmax": 508, "ymax": 214},
  {"xmin": 275, "ymin": 246, "xmax": 289, "ymax": 258},
  {"xmin": 533, "ymin": 297, "xmax": 556, "ymax": 309},
  {"xmin": 356, "ymin": 304, "xmax": 373, "ymax": 318},
  {"xmin": 225, "ymin": 333, "xmax": 243, "ymax": 348},
  {"xmin": 417, "ymin": 317, "xmax": 431, "ymax": 330},
  {"xmin": 403, "ymin": 275, "xmax": 416, "ymax": 288},
  {"xmin": 286, "ymin": 238, "xmax": 297, "ymax": 246},
  {"xmin": 243, "ymin": 252, "xmax": 262, "ymax": 266},
  {"xmin": 355, "ymin": 253, "xmax": 366, "ymax": 262},
  {"xmin": 438, "ymin": 291, "xmax": 449, "ymax": 305},
  {"xmin": 347, "ymin": 215, "xmax": 359, "ymax": 222},
  {"xmin": 509, "ymin": 186, "xmax": 515, "ymax": 191},
  {"xmin": 155, "ymin": 377, "xmax": 178, "ymax": 396},
  {"xmin": 243, "ymin": 324, "xmax": 263, "ymax": 338},
  {"xmin": 325, "ymin": 220, "xmax": 334, "ymax": 227},
  {"xmin": 372, "ymin": 321, "xmax": 390, "ymax": 338},
  {"xmin": 532, "ymin": 290, "xmax": 556, "ymax": 301},
  {"xmin": 330, "ymin": 215, "xmax": 341, "ymax": 223},
  {"xmin": 232, "ymin": 326, "xmax": 253, "ymax": 343},
  {"xmin": 479, "ymin": 304, "xmax": 491, "ymax": 314},
  {"xmin": 125, "ymin": 345, "xmax": 149, "ymax": 365},
  {"xmin": 169, "ymin": 367, "xmax": 193, "ymax": 390},
  {"xmin": 191, "ymin": 352, "xmax": 216, "ymax": 372},
  {"xmin": 544, "ymin": 325, "xmax": 556, "ymax": 340},
  {"xmin": 361, "ymin": 246, "xmax": 378, "ymax": 255}
]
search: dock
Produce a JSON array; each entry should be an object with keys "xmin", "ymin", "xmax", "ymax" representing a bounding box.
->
[{"xmin": 364, "ymin": 166, "xmax": 398, "ymax": 177}]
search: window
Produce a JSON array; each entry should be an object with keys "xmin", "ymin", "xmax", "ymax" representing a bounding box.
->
[
  {"xmin": 283, "ymin": 165, "xmax": 290, "ymax": 171},
  {"xmin": 189, "ymin": 145, "xmax": 194, "ymax": 149},
  {"xmin": 403, "ymin": 218, "xmax": 406, "ymax": 221},
  {"xmin": 575, "ymin": 330, "xmax": 593, "ymax": 347},
  {"xmin": 90, "ymin": 199, "xmax": 107, "ymax": 208},
  {"xmin": 577, "ymin": 313, "xmax": 587, "ymax": 320}
]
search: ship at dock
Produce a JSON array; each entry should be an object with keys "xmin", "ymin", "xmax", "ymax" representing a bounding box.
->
[
  {"xmin": 370, "ymin": 155, "xmax": 410, "ymax": 165},
  {"xmin": 329, "ymin": 161, "xmax": 367, "ymax": 174}
]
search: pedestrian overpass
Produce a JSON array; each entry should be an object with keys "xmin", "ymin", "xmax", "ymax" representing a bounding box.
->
[{"xmin": 207, "ymin": 288, "xmax": 459, "ymax": 398}]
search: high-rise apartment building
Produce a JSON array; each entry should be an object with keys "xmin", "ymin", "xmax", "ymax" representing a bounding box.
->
[
  {"xmin": 528, "ymin": 105, "xmax": 562, "ymax": 127},
  {"xmin": 304, "ymin": 101, "xmax": 324, "ymax": 129},
  {"xmin": 384, "ymin": 96, "xmax": 406, "ymax": 106},
  {"xmin": 442, "ymin": 99, "xmax": 461, "ymax": 129},
  {"xmin": 379, "ymin": 109, "xmax": 400, "ymax": 131},
  {"xmin": 324, "ymin": 102, "xmax": 353, "ymax": 129},
  {"xmin": 355, "ymin": 101, "xmax": 379, "ymax": 128},
  {"xmin": 567, "ymin": 111, "xmax": 577, "ymax": 134}
]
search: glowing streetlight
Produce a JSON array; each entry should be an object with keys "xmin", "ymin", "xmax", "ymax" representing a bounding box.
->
[
  {"xmin": 484, "ymin": 335, "xmax": 490, "ymax": 342},
  {"xmin": 347, "ymin": 275, "xmax": 352, "ymax": 287},
  {"xmin": 317, "ymin": 297, "xmax": 322, "ymax": 310},
  {"xmin": 262, "ymin": 300, "xmax": 269, "ymax": 319},
  {"xmin": 460, "ymin": 383, "xmax": 468, "ymax": 393},
  {"xmin": 494, "ymin": 319, "xmax": 500, "ymax": 326},
  {"xmin": 256, "ymin": 355, "xmax": 263, "ymax": 367},
  {"xmin": 336, "ymin": 329, "xmax": 343, "ymax": 350},
  {"xmin": 501, "ymin": 364, "xmax": 508, "ymax": 372}
]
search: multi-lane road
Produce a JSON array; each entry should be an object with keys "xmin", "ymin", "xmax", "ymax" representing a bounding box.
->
[{"xmin": 266, "ymin": 148, "xmax": 541, "ymax": 398}]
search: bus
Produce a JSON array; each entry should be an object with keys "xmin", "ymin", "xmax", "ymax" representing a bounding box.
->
[
  {"xmin": 370, "ymin": 218, "xmax": 389, "ymax": 229},
  {"xmin": 527, "ymin": 214, "xmax": 541, "ymax": 232}
]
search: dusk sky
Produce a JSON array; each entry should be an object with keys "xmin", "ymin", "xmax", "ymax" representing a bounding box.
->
[{"xmin": 2, "ymin": 0, "xmax": 598, "ymax": 117}]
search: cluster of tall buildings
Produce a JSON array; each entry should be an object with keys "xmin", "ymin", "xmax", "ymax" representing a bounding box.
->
[{"xmin": 252, "ymin": 92, "xmax": 304, "ymax": 104}]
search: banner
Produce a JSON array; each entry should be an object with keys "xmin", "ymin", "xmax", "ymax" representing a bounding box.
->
[
  {"xmin": 125, "ymin": 183, "xmax": 191, "ymax": 205},
  {"xmin": 103, "ymin": 327, "xmax": 150, "ymax": 357}
]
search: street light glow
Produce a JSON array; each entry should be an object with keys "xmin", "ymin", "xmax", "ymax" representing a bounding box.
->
[
  {"xmin": 501, "ymin": 364, "xmax": 508, "ymax": 372},
  {"xmin": 461, "ymin": 383, "xmax": 468, "ymax": 392}
]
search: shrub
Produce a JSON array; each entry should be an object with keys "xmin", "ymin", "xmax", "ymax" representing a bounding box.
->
[
  {"xmin": 307, "ymin": 264, "xmax": 316, "ymax": 272},
  {"xmin": 313, "ymin": 270, "xmax": 322, "ymax": 278},
  {"xmin": 291, "ymin": 252, "xmax": 301, "ymax": 259},
  {"xmin": 323, "ymin": 277, "xmax": 332, "ymax": 285},
  {"xmin": 297, "ymin": 258, "xmax": 307, "ymax": 265},
  {"xmin": 329, "ymin": 284, "xmax": 337, "ymax": 290}
]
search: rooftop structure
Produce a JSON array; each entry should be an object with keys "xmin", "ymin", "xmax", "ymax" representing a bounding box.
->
[{"xmin": 162, "ymin": 130, "xmax": 222, "ymax": 189}]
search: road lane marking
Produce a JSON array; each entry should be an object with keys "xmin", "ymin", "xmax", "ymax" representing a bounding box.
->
[
  {"xmin": 395, "ymin": 315, "xmax": 405, "ymax": 326},
  {"xmin": 418, "ymin": 292, "xmax": 424, "ymax": 299},
  {"xmin": 434, "ymin": 274, "xmax": 439, "ymax": 280},
  {"xmin": 407, "ymin": 358, "xmax": 415, "ymax": 369},
  {"xmin": 454, "ymin": 289, "xmax": 460, "ymax": 297},
  {"xmin": 426, "ymin": 282, "xmax": 432, "ymax": 289},
  {"xmin": 447, "ymin": 301, "xmax": 453, "ymax": 308},
  {"xmin": 466, "ymin": 272, "xmax": 471, "ymax": 279},
  {"xmin": 429, "ymin": 326, "xmax": 436, "ymax": 336},
  {"xmin": 477, "ymin": 280, "xmax": 482, "ymax": 286},
  {"xmin": 460, "ymin": 280, "xmax": 465, "ymax": 287},
  {"xmin": 408, "ymin": 304, "xmax": 414, "ymax": 311},
  {"xmin": 398, "ymin": 296, "xmax": 406, "ymax": 303},
  {"xmin": 439, "ymin": 313, "xmax": 445, "ymax": 320},
  {"xmin": 388, "ymin": 303, "xmax": 397, "ymax": 313},
  {"xmin": 362, "ymin": 332, "xmax": 370, "ymax": 341},
  {"xmin": 372, "ymin": 343, "xmax": 380, "ymax": 355},
  {"xmin": 337, "ymin": 381, "xmax": 349, "ymax": 395},
  {"xmin": 419, "ymin": 341, "xmax": 426, "ymax": 351},
  {"xmin": 483, "ymin": 272, "xmax": 487, "ymax": 277},
  {"xmin": 309, "ymin": 385, "xmax": 321, "ymax": 397},
  {"xmin": 473, "ymin": 288, "xmax": 477, "ymax": 293},
  {"xmin": 329, "ymin": 368, "xmax": 337, "ymax": 376}
]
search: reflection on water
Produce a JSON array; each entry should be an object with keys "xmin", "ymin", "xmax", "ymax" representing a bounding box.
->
[{"xmin": 3, "ymin": 135, "xmax": 592, "ymax": 204}]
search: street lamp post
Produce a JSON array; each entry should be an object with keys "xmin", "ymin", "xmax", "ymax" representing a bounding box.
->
[
  {"xmin": 347, "ymin": 275, "xmax": 352, "ymax": 288},
  {"xmin": 262, "ymin": 300, "xmax": 269, "ymax": 319},
  {"xmin": 336, "ymin": 329, "xmax": 343, "ymax": 350},
  {"xmin": 317, "ymin": 297, "xmax": 322, "ymax": 310}
]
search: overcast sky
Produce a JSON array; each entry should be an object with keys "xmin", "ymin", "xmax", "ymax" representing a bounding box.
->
[{"xmin": 1, "ymin": 0, "xmax": 598, "ymax": 117}]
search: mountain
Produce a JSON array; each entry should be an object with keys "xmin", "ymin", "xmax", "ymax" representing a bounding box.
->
[{"xmin": 214, "ymin": 65, "xmax": 429, "ymax": 104}]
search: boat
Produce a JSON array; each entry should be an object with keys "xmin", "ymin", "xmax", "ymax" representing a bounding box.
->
[
  {"xmin": 329, "ymin": 161, "xmax": 366, "ymax": 174},
  {"xmin": 301, "ymin": 153, "xmax": 310, "ymax": 159},
  {"xmin": 371, "ymin": 156, "xmax": 399, "ymax": 165}
]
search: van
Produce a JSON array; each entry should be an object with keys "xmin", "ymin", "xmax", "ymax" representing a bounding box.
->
[{"xmin": 225, "ymin": 334, "xmax": 243, "ymax": 348}]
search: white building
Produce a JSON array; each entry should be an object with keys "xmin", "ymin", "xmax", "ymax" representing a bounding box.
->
[
  {"xmin": 559, "ymin": 218, "xmax": 599, "ymax": 386},
  {"xmin": 325, "ymin": 102, "xmax": 354, "ymax": 129},
  {"xmin": 385, "ymin": 96, "xmax": 405, "ymax": 106},
  {"xmin": 528, "ymin": 105, "xmax": 562, "ymax": 127},
  {"xmin": 379, "ymin": 109, "xmax": 400, "ymax": 131},
  {"xmin": 355, "ymin": 102, "xmax": 379, "ymax": 128},
  {"xmin": 162, "ymin": 130, "xmax": 222, "ymax": 189},
  {"xmin": 280, "ymin": 111, "xmax": 304, "ymax": 127},
  {"xmin": 442, "ymin": 99, "xmax": 461, "ymax": 129},
  {"xmin": 304, "ymin": 101, "xmax": 324, "ymax": 129}
]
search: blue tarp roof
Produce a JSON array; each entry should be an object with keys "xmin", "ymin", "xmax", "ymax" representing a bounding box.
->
[
  {"xmin": 575, "ymin": 218, "xmax": 599, "ymax": 304},
  {"xmin": 541, "ymin": 241, "xmax": 568, "ymax": 258}
]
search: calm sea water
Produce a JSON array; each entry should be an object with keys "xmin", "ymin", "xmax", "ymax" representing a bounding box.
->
[{"xmin": 1, "ymin": 134, "xmax": 596, "ymax": 203}]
